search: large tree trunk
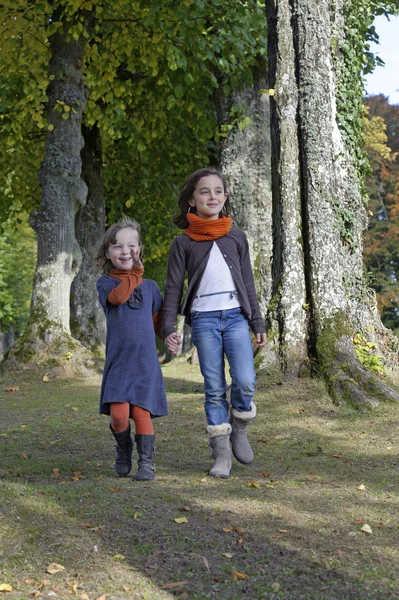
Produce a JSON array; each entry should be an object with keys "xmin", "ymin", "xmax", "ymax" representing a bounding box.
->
[
  {"xmin": 264, "ymin": 0, "xmax": 399, "ymax": 405},
  {"xmin": 2, "ymin": 27, "xmax": 95, "ymax": 376},
  {"xmin": 220, "ymin": 72, "xmax": 273, "ymax": 317},
  {"xmin": 71, "ymin": 124, "xmax": 106, "ymax": 353}
]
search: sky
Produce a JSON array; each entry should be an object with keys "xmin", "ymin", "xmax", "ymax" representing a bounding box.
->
[{"xmin": 364, "ymin": 14, "xmax": 399, "ymax": 105}]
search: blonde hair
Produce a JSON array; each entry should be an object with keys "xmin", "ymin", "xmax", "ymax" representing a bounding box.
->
[{"xmin": 95, "ymin": 216, "xmax": 142, "ymax": 274}]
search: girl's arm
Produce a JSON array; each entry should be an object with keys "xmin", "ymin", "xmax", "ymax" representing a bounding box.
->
[
  {"xmin": 161, "ymin": 237, "xmax": 186, "ymax": 340},
  {"xmin": 238, "ymin": 233, "xmax": 266, "ymax": 337},
  {"xmin": 107, "ymin": 267, "xmax": 144, "ymax": 305}
]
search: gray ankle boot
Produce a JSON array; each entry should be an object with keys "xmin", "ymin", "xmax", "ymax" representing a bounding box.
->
[
  {"xmin": 110, "ymin": 424, "xmax": 133, "ymax": 476},
  {"xmin": 207, "ymin": 424, "xmax": 232, "ymax": 478},
  {"xmin": 230, "ymin": 402, "xmax": 256, "ymax": 464},
  {"xmin": 134, "ymin": 434, "xmax": 156, "ymax": 481}
]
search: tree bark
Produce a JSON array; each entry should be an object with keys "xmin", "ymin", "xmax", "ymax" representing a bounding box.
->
[
  {"xmin": 2, "ymin": 27, "xmax": 95, "ymax": 375},
  {"xmin": 265, "ymin": 0, "xmax": 399, "ymax": 405},
  {"xmin": 71, "ymin": 124, "xmax": 106, "ymax": 353}
]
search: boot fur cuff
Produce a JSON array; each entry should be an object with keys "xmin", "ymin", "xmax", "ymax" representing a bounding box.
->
[
  {"xmin": 231, "ymin": 402, "xmax": 257, "ymax": 421},
  {"xmin": 206, "ymin": 423, "xmax": 232, "ymax": 438}
]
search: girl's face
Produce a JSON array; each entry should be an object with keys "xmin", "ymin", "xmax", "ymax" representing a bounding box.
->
[
  {"xmin": 106, "ymin": 227, "xmax": 140, "ymax": 270},
  {"xmin": 188, "ymin": 175, "xmax": 227, "ymax": 220}
]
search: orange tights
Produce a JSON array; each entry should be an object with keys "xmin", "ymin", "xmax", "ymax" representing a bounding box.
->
[{"xmin": 110, "ymin": 403, "xmax": 153, "ymax": 434}]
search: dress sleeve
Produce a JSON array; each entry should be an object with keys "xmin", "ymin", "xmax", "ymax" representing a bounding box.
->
[{"xmin": 107, "ymin": 267, "xmax": 144, "ymax": 305}]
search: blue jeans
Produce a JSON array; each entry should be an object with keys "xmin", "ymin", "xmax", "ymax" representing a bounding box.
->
[{"xmin": 190, "ymin": 308, "xmax": 256, "ymax": 426}]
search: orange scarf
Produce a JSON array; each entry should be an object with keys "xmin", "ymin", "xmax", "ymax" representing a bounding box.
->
[{"xmin": 185, "ymin": 213, "xmax": 232, "ymax": 241}]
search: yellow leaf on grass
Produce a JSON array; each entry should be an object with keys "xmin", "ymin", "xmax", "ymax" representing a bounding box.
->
[
  {"xmin": 112, "ymin": 554, "xmax": 125, "ymax": 561},
  {"xmin": 223, "ymin": 553, "xmax": 234, "ymax": 558},
  {"xmin": 235, "ymin": 527, "xmax": 245, "ymax": 534},
  {"xmin": 233, "ymin": 570, "xmax": 248, "ymax": 581},
  {"xmin": 180, "ymin": 506, "xmax": 191, "ymax": 511},
  {"xmin": 46, "ymin": 563, "xmax": 65, "ymax": 574},
  {"xmin": 81, "ymin": 594, "xmax": 90, "ymax": 600},
  {"xmin": 271, "ymin": 582, "xmax": 280, "ymax": 592},
  {"xmin": 222, "ymin": 526, "xmax": 233, "ymax": 532},
  {"xmin": 108, "ymin": 487, "xmax": 121, "ymax": 492},
  {"xmin": 358, "ymin": 484, "xmax": 366, "ymax": 491},
  {"xmin": 247, "ymin": 481, "xmax": 260, "ymax": 488},
  {"xmin": 4, "ymin": 386, "xmax": 19, "ymax": 392},
  {"xmin": 94, "ymin": 595, "xmax": 107, "ymax": 600},
  {"xmin": 174, "ymin": 517, "xmax": 188, "ymax": 524},
  {"xmin": 361, "ymin": 524, "xmax": 372, "ymax": 534},
  {"xmin": 0, "ymin": 583, "xmax": 12, "ymax": 592},
  {"xmin": 22, "ymin": 453, "xmax": 30, "ymax": 460},
  {"xmin": 279, "ymin": 529, "xmax": 288, "ymax": 534},
  {"xmin": 42, "ymin": 375, "xmax": 49, "ymax": 382},
  {"xmin": 161, "ymin": 581, "xmax": 189, "ymax": 590}
]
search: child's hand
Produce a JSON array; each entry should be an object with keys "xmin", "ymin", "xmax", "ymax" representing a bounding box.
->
[
  {"xmin": 131, "ymin": 248, "xmax": 143, "ymax": 269},
  {"xmin": 165, "ymin": 332, "xmax": 182, "ymax": 355},
  {"xmin": 255, "ymin": 333, "xmax": 267, "ymax": 349}
]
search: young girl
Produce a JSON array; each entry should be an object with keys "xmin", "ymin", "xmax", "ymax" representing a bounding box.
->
[
  {"xmin": 95, "ymin": 217, "xmax": 167, "ymax": 481},
  {"xmin": 162, "ymin": 167, "xmax": 266, "ymax": 478}
]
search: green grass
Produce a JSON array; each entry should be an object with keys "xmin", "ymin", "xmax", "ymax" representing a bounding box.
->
[{"xmin": 0, "ymin": 361, "xmax": 398, "ymax": 599}]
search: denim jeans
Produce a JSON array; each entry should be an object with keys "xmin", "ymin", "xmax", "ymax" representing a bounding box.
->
[{"xmin": 190, "ymin": 308, "xmax": 256, "ymax": 426}]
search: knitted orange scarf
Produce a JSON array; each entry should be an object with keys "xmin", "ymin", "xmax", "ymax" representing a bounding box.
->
[{"xmin": 184, "ymin": 213, "xmax": 232, "ymax": 241}]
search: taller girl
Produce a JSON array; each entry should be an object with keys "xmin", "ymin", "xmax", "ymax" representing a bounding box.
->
[{"xmin": 163, "ymin": 168, "xmax": 266, "ymax": 478}]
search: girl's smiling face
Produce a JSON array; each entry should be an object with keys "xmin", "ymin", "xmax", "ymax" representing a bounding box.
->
[
  {"xmin": 106, "ymin": 227, "xmax": 140, "ymax": 270},
  {"xmin": 188, "ymin": 175, "xmax": 228, "ymax": 220}
]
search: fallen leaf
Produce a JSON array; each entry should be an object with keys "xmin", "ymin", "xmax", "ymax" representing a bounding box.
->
[
  {"xmin": 331, "ymin": 454, "xmax": 344, "ymax": 459},
  {"xmin": 120, "ymin": 587, "xmax": 131, "ymax": 593},
  {"xmin": 377, "ymin": 522, "xmax": 385, "ymax": 529},
  {"xmin": 247, "ymin": 481, "xmax": 260, "ymax": 488},
  {"xmin": 261, "ymin": 472, "xmax": 271, "ymax": 478},
  {"xmin": 297, "ymin": 407, "xmax": 305, "ymax": 413},
  {"xmin": 180, "ymin": 506, "xmax": 191, "ymax": 511},
  {"xmin": 233, "ymin": 570, "xmax": 248, "ymax": 581},
  {"xmin": 174, "ymin": 517, "xmax": 188, "ymax": 524},
  {"xmin": 132, "ymin": 512, "xmax": 141, "ymax": 519},
  {"xmin": 222, "ymin": 526, "xmax": 233, "ymax": 533},
  {"xmin": 358, "ymin": 484, "xmax": 366, "ymax": 491},
  {"xmin": 271, "ymin": 582, "xmax": 280, "ymax": 592},
  {"xmin": 81, "ymin": 594, "xmax": 90, "ymax": 600},
  {"xmin": 50, "ymin": 468, "xmax": 60, "ymax": 479},
  {"xmin": 222, "ymin": 553, "xmax": 234, "ymax": 558},
  {"xmin": 189, "ymin": 553, "xmax": 209, "ymax": 571},
  {"xmin": 235, "ymin": 527, "xmax": 245, "ymax": 534},
  {"xmin": 0, "ymin": 583, "xmax": 12, "ymax": 592},
  {"xmin": 112, "ymin": 554, "xmax": 125, "ymax": 561},
  {"xmin": 71, "ymin": 407, "xmax": 78, "ymax": 411},
  {"xmin": 108, "ymin": 487, "xmax": 121, "ymax": 492},
  {"xmin": 94, "ymin": 595, "xmax": 107, "ymax": 600},
  {"xmin": 42, "ymin": 375, "xmax": 49, "ymax": 383},
  {"xmin": 200, "ymin": 477, "xmax": 208, "ymax": 483},
  {"xmin": 360, "ymin": 524, "xmax": 372, "ymax": 534},
  {"xmin": 46, "ymin": 563, "xmax": 65, "ymax": 574},
  {"xmin": 161, "ymin": 581, "xmax": 189, "ymax": 590},
  {"xmin": 306, "ymin": 473, "xmax": 316, "ymax": 480},
  {"xmin": 4, "ymin": 386, "xmax": 19, "ymax": 392},
  {"xmin": 22, "ymin": 453, "xmax": 30, "ymax": 460},
  {"xmin": 353, "ymin": 519, "xmax": 363, "ymax": 525},
  {"xmin": 337, "ymin": 549, "xmax": 343, "ymax": 559},
  {"xmin": 279, "ymin": 529, "xmax": 288, "ymax": 534},
  {"xmin": 258, "ymin": 437, "xmax": 276, "ymax": 444},
  {"xmin": 80, "ymin": 523, "xmax": 94, "ymax": 528}
]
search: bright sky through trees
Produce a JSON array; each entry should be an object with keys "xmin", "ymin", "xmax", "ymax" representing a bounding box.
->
[{"xmin": 365, "ymin": 14, "xmax": 399, "ymax": 104}]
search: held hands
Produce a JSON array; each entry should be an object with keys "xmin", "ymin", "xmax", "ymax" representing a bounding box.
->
[
  {"xmin": 255, "ymin": 332, "xmax": 267, "ymax": 349},
  {"xmin": 165, "ymin": 332, "xmax": 182, "ymax": 355}
]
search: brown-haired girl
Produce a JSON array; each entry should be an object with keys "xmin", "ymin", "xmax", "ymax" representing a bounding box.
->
[
  {"xmin": 162, "ymin": 168, "xmax": 266, "ymax": 479},
  {"xmin": 95, "ymin": 217, "xmax": 167, "ymax": 481}
]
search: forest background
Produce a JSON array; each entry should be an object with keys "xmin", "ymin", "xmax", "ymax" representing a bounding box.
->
[{"xmin": 0, "ymin": 0, "xmax": 399, "ymax": 407}]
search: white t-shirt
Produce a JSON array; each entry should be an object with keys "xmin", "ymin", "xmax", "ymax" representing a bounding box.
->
[{"xmin": 191, "ymin": 242, "xmax": 241, "ymax": 312}]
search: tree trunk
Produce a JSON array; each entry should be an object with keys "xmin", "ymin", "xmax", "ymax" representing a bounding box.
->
[
  {"xmin": 220, "ymin": 73, "xmax": 273, "ymax": 318},
  {"xmin": 2, "ymin": 27, "xmax": 95, "ymax": 375},
  {"xmin": 265, "ymin": 0, "xmax": 399, "ymax": 405},
  {"xmin": 71, "ymin": 124, "xmax": 106, "ymax": 353}
]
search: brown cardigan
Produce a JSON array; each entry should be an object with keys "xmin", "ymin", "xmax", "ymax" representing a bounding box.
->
[{"xmin": 161, "ymin": 227, "xmax": 265, "ymax": 338}]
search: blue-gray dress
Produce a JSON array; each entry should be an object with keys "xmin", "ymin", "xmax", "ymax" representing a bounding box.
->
[{"xmin": 97, "ymin": 276, "xmax": 167, "ymax": 418}]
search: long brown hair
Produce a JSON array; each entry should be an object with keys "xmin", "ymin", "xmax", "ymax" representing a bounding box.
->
[
  {"xmin": 94, "ymin": 216, "xmax": 142, "ymax": 274},
  {"xmin": 173, "ymin": 167, "xmax": 230, "ymax": 229}
]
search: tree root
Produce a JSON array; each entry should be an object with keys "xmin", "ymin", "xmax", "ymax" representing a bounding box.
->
[{"xmin": 325, "ymin": 335, "xmax": 399, "ymax": 408}]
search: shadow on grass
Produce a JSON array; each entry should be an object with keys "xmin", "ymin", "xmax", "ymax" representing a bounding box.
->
[{"xmin": 0, "ymin": 369, "xmax": 398, "ymax": 599}]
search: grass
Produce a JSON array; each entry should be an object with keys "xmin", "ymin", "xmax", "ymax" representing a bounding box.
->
[{"xmin": 0, "ymin": 360, "xmax": 398, "ymax": 599}]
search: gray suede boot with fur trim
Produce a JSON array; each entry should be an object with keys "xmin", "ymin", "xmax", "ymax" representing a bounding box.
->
[
  {"xmin": 207, "ymin": 423, "xmax": 232, "ymax": 478},
  {"xmin": 230, "ymin": 402, "xmax": 256, "ymax": 464}
]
